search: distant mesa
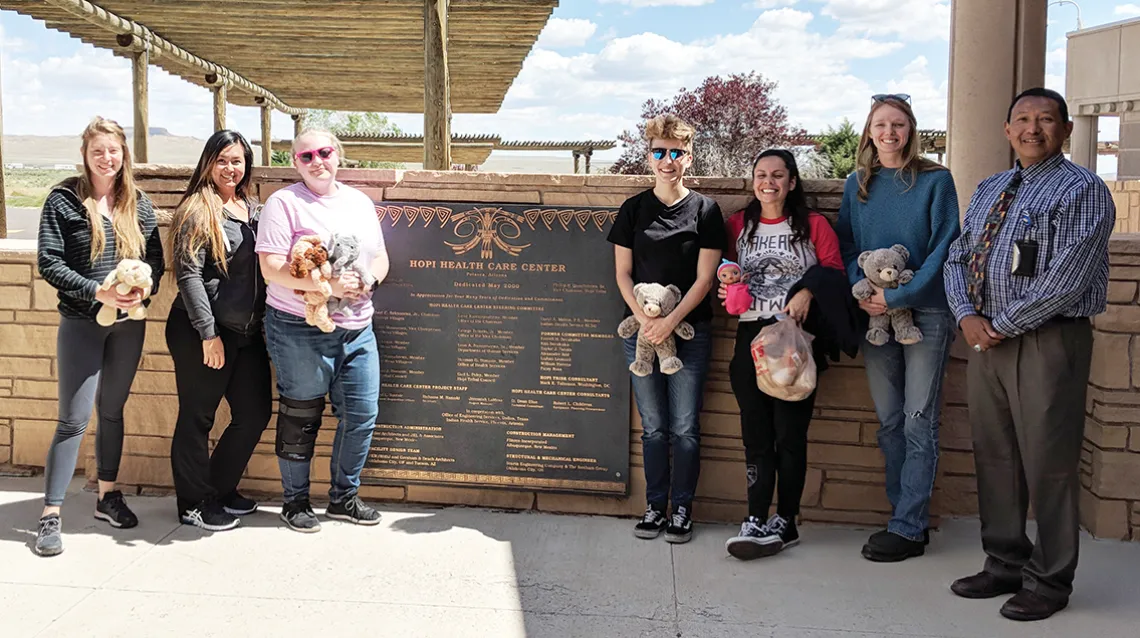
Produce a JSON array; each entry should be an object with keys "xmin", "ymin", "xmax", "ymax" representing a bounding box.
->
[{"xmin": 123, "ymin": 127, "xmax": 173, "ymax": 137}]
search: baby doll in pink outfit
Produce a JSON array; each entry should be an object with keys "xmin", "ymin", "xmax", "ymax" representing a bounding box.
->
[{"xmin": 718, "ymin": 259, "xmax": 752, "ymax": 316}]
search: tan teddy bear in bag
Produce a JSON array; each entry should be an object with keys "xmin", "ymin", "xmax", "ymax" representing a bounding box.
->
[
  {"xmin": 95, "ymin": 259, "xmax": 153, "ymax": 327},
  {"xmin": 288, "ymin": 235, "xmax": 335, "ymax": 333},
  {"xmin": 617, "ymin": 283, "xmax": 695, "ymax": 376}
]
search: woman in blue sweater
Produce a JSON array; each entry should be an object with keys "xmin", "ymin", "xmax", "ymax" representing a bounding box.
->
[{"xmin": 836, "ymin": 94, "xmax": 960, "ymax": 563}]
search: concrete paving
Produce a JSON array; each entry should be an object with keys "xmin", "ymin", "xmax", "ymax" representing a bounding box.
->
[{"xmin": 0, "ymin": 476, "xmax": 1138, "ymax": 638}]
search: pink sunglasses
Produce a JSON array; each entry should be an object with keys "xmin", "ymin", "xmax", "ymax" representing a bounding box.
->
[{"xmin": 294, "ymin": 146, "xmax": 335, "ymax": 164}]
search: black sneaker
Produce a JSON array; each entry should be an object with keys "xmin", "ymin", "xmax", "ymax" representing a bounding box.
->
[
  {"xmin": 221, "ymin": 491, "xmax": 259, "ymax": 516},
  {"xmin": 868, "ymin": 527, "xmax": 930, "ymax": 546},
  {"xmin": 181, "ymin": 501, "xmax": 240, "ymax": 532},
  {"xmin": 34, "ymin": 514, "xmax": 64, "ymax": 557},
  {"xmin": 94, "ymin": 490, "xmax": 139, "ymax": 529},
  {"xmin": 633, "ymin": 505, "xmax": 668, "ymax": 539},
  {"xmin": 765, "ymin": 514, "xmax": 799, "ymax": 549},
  {"xmin": 862, "ymin": 530, "xmax": 925, "ymax": 562},
  {"xmin": 325, "ymin": 494, "xmax": 382, "ymax": 525},
  {"xmin": 280, "ymin": 499, "xmax": 321, "ymax": 533},
  {"xmin": 664, "ymin": 505, "xmax": 693, "ymax": 544},
  {"xmin": 725, "ymin": 516, "xmax": 781, "ymax": 560}
]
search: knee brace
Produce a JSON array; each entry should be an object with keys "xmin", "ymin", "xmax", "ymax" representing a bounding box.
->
[{"xmin": 275, "ymin": 396, "xmax": 325, "ymax": 462}]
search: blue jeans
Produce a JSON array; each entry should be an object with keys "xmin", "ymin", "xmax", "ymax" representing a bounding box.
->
[
  {"xmin": 264, "ymin": 307, "xmax": 380, "ymax": 503},
  {"xmin": 862, "ymin": 307, "xmax": 954, "ymax": 541},
  {"xmin": 623, "ymin": 321, "xmax": 712, "ymax": 512}
]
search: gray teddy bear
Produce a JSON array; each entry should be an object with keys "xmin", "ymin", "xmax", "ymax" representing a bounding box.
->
[
  {"xmin": 852, "ymin": 244, "xmax": 923, "ymax": 346},
  {"xmin": 617, "ymin": 283, "xmax": 695, "ymax": 376},
  {"xmin": 325, "ymin": 233, "xmax": 376, "ymax": 315}
]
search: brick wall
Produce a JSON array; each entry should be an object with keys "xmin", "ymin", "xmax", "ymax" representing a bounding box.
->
[
  {"xmin": 0, "ymin": 165, "xmax": 1128, "ymax": 538},
  {"xmin": 1109, "ymin": 181, "xmax": 1140, "ymax": 234}
]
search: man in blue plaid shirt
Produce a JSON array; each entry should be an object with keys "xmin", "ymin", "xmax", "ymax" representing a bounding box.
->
[{"xmin": 943, "ymin": 88, "xmax": 1115, "ymax": 623}]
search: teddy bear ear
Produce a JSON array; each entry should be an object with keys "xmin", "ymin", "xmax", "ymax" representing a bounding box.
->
[
  {"xmin": 891, "ymin": 244, "xmax": 910, "ymax": 262},
  {"xmin": 666, "ymin": 284, "xmax": 682, "ymax": 298},
  {"xmin": 857, "ymin": 251, "xmax": 872, "ymax": 268},
  {"xmin": 633, "ymin": 283, "xmax": 646, "ymax": 296}
]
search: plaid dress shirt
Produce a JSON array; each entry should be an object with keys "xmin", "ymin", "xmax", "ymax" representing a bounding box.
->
[{"xmin": 944, "ymin": 153, "xmax": 1115, "ymax": 337}]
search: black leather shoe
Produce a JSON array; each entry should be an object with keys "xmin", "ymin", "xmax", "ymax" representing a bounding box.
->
[
  {"xmin": 999, "ymin": 589, "xmax": 1068, "ymax": 621},
  {"xmin": 868, "ymin": 527, "xmax": 931, "ymax": 546},
  {"xmin": 950, "ymin": 572, "xmax": 1022, "ymax": 599},
  {"xmin": 861, "ymin": 531, "xmax": 924, "ymax": 562}
]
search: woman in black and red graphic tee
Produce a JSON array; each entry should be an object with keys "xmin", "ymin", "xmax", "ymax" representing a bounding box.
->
[{"xmin": 720, "ymin": 149, "xmax": 853, "ymax": 561}]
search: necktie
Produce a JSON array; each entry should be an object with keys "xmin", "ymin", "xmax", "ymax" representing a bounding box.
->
[{"xmin": 966, "ymin": 171, "xmax": 1023, "ymax": 313}]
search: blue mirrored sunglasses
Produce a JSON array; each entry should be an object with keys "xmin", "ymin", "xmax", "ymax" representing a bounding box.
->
[{"xmin": 651, "ymin": 147, "xmax": 689, "ymax": 161}]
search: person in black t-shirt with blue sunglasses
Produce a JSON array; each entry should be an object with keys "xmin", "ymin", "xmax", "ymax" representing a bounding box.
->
[{"xmin": 607, "ymin": 114, "xmax": 726, "ymax": 544}]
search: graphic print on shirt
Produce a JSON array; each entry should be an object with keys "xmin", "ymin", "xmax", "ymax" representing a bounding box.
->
[{"xmin": 737, "ymin": 220, "xmax": 816, "ymax": 320}]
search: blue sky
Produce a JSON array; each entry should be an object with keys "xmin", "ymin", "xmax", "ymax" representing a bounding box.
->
[{"xmin": 1, "ymin": 0, "xmax": 1134, "ymax": 171}]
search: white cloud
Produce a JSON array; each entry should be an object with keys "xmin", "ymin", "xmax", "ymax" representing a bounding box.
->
[
  {"xmin": 599, "ymin": 0, "xmax": 714, "ymax": 6},
  {"xmin": 1115, "ymin": 4, "xmax": 1140, "ymax": 18},
  {"xmin": 536, "ymin": 18, "xmax": 598, "ymax": 49},
  {"xmin": 748, "ymin": 0, "xmax": 799, "ymax": 8},
  {"xmin": 821, "ymin": 0, "xmax": 951, "ymax": 42},
  {"xmin": 883, "ymin": 56, "xmax": 948, "ymax": 130}
]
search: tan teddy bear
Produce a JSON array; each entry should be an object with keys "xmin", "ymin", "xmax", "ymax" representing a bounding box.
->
[
  {"xmin": 95, "ymin": 259, "xmax": 153, "ymax": 327},
  {"xmin": 288, "ymin": 235, "xmax": 335, "ymax": 333},
  {"xmin": 617, "ymin": 283, "xmax": 695, "ymax": 376}
]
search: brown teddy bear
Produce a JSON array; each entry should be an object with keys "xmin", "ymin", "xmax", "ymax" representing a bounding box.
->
[
  {"xmin": 617, "ymin": 283, "xmax": 695, "ymax": 376},
  {"xmin": 288, "ymin": 234, "xmax": 335, "ymax": 333},
  {"xmin": 852, "ymin": 244, "xmax": 923, "ymax": 346},
  {"xmin": 95, "ymin": 259, "xmax": 153, "ymax": 327}
]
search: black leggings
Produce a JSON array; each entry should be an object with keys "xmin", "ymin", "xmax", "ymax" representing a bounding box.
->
[
  {"xmin": 729, "ymin": 320, "xmax": 817, "ymax": 520},
  {"xmin": 166, "ymin": 307, "xmax": 272, "ymax": 512}
]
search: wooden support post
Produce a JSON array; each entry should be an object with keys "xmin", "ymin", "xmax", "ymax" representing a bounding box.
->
[
  {"xmin": 212, "ymin": 83, "xmax": 227, "ymax": 132},
  {"xmin": 584, "ymin": 148, "xmax": 593, "ymax": 175},
  {"xmin": 424, "ymin": 0, "xmax": 452, "ymax": 170},
  {"xmin": 260, "ymin": 104, "xmax": 273, "ymax": 166},
  {"xmin": 573, "ymin": 151, "xmax": 580, "ymax": 174},
  {"xmin": 131, "ymin": 47, "xmax": 149, "ymax": 163},
  {"xmin": 0, "ymin": 53, "xmax": 6, "ymax": 239},
  {"xmin": 293, "ymin": 114, "xmax": 303, "ymax": 138}
]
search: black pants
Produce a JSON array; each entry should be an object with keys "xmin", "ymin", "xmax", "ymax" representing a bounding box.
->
[
  {"xmin": 729, "ymin": 320, "xmax": 817, "ymax": 520},
  {"xmin": 968, "ymin": 318, "xmax": 1092, "ymax": 602},
  {"xmin": 166, "ymin": 307, "xmax": 273, "ymax": 513}
]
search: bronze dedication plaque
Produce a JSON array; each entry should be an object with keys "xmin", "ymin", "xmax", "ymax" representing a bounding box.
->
[{"xmin": 365, "ymin": 202, "xmax": 631, "ymax": 494}]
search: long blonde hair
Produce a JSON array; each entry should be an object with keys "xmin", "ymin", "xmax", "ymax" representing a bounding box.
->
[
  {"xmin": 72, "ymin": 117, "xmax": 144, "ymax": 264},
  {"xmin": 171, "ymin": 130, "xmax": 255, "ymax": 276},
  {"xmin": 854, "ymin": 97, "xmax": 945, "ymax": 203}
]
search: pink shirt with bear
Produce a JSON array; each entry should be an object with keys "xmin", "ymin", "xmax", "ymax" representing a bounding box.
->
[{"xmin": 255, "ymin": 181, "xmax": 385, "ymax": 330}]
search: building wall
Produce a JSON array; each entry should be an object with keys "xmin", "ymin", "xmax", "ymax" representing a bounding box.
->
[
  {"xmin": 1109, "ymin": 180, "xmax": 1140, "ymax": 234},
  {"xmin": 0, "ymin": 166, "xmax": 1136, "ymax": 540}
]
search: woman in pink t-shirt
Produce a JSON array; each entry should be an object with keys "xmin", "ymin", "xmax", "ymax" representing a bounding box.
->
[{"xmin": 255, "ymin": 129, "xmax": 390, "ymax": 533}]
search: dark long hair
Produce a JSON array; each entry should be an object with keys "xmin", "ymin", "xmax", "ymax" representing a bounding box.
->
[
  {"xmin": 171, "ymin": 130, "xmax": 254, "ymax": 274},
  {"xmin": 743, "ymin": 148, "xmax": 812, "ymax": 245}
]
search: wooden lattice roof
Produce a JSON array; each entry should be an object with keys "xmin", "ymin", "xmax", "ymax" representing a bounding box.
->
[
  {"xmin": 258, "ymin": 134, "xmax": 616, "ymax": 165},
  {"xmin": 1, "ymin": 0, "xmax": 559, "ymax": 113}
]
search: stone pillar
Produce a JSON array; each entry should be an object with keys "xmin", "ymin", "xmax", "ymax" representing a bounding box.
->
[
  {"xmin": 1119, "ymin": 111, "xmax": 1140, "ymax": 181},
  {"xmin": 1071, "ymin": 115, "xmax": 1099, "ymax": 172},
  {"xmin": 946, "ymin": 0, "xmax": 1047, "ymax": 214}
]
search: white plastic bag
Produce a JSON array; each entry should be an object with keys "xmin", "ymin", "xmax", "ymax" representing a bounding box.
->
[{"xmin": 750, "ymin": 319, "xmax": 817, "ymax": 402}]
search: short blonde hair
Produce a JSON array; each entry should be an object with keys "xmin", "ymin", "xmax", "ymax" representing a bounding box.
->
[
  {"xmin": 291, "ymin": 128, "xmax": 345, "ymax": 158},
  {"xmin": 644, "ymin": 114, "xmax": 695, "ymax": 149}
]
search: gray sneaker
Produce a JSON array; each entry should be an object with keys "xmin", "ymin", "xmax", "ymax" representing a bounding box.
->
[
  {"xmin": 280, "ymin": 499, "xmax": 321, "ymax": 533},
  {"xmin": 35, "ymin": 515, "xmax": 63, "ymax": 557},
  {"xmin": 325, "ymin": 494, "xmax": 381, "ymax": 525}
]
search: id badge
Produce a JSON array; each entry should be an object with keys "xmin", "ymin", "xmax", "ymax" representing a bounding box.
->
[{"xmin": 1011, "ymin": 239, "xmax": 1038, "ymax": 277}]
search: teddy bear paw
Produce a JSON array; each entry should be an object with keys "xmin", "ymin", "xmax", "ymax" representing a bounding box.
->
[
  {"xmin": 896, "ymin": 327, "xmax": 923, "ymax": 345},
  {"xmin": 674, "ymin": 323, "xmax": 695, "ymax": 341},
  {"xmin": 659, "ymin": 357, "xmax": 683, "ymax": 375},
  {"xmin": 629, "ymin": 360, "xmax": 653, "ymax": 377},
  {"xmin": 866, "ymin": 328, "xmax": 890, "ymax": 347}
]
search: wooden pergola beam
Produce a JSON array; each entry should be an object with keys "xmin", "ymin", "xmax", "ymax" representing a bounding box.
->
[
  {"xmin": 128, "ymin": 42, "xmax": 149, "ymax": 163},
  {"xmin": 41, "ymin": 0, "xmax": 304, "ymax": 116},
  {"xmin": 259, "ymin": 102, "xmax": 272, "ymax": 167},
  {"xmin": 424, "ymin": 0, "xmax": 452, "ymax": 170},
  {"xmin": 212, "ymin": 80, "xmax": 227, "ymax": 132}
]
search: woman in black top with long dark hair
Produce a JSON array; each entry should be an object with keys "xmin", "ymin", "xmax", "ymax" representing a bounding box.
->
[{"xmin": 166, "ymin": 130, "xmax": 271, "ymax": 532}]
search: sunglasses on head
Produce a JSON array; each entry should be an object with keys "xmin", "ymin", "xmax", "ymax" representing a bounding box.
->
[
  {"xmin": 294, "ymin": 146, "xmax": 335, "ymax": 164},
  {"xmin": 872, "ymin": 93, "xmax": 911, "ymax": 104},
  {"xmin": 651, "ymin": 147, "xmax": 689, "ymax": 161}
]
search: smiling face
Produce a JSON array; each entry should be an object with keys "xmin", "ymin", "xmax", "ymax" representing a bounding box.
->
[
  {"xmin": 293, "ymin": 132, "xmax": 339, "ymax": 190},
  {"xmin": 85, "ymin": 133, "xmax": 124, "ymax": 182},
  {"xmin": 647, "ymin": 138, "xmax": 692, "ymax": 185},
  {"xmin": 1005, "ymin": 95, "xmax": 1071, "ymax": 167},
  {"xmin": 869, "ymin": 103, "xmax": 911, "ymax": 160},
  {"xmin": 753, "ymin": 155, "xmax": 795, "ymax": 209},
  {"xmin": 210, "ymin": 143, "xmax": 246, "ymax": 196}
]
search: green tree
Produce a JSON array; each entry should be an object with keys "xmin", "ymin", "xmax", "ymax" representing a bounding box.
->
[
  {"xmin": 299, "ymin": 110, "xmax": 404, "ymax": 169},
  {"xmin": 816, "ymin": 119, "xmax": 859, "ymax": 179}
]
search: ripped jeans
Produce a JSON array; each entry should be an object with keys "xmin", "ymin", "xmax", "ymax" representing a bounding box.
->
[{"xmin": 861, "ymin": 307, "xmax": 954, "ymax": 541}]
